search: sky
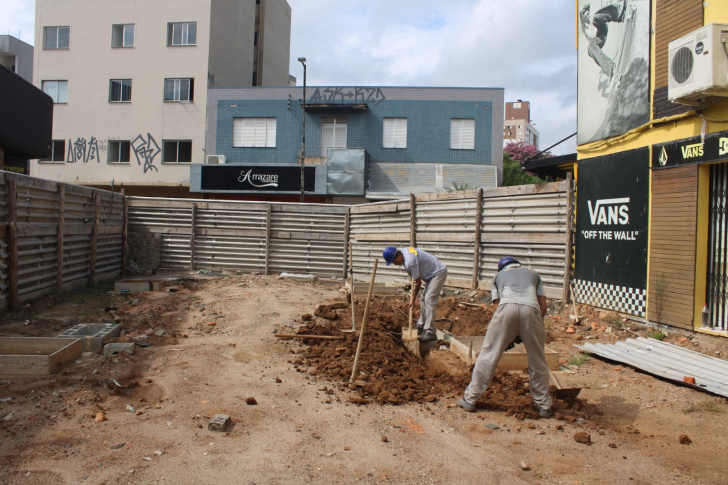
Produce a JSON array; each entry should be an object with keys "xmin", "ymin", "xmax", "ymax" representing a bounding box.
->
[{"xmin": 1, "ymin": 0, "xmax": 577, "ymax": 154}]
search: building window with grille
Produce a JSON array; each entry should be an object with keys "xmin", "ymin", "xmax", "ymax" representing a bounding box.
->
[
  {"xmin": 383, "ymin": 118, "xmax": 407, "ymax": 148},
  {"xmin": 40, "ymin": 140, "xmax": 66, "ymax": 163},
  {"xmin": 450, "ymin": 118, "xmax": 475, "ymax": 150},
  {"xmin": 109, "ymin": 79, "xmax": 132, "ymax": 102},
  {"xmin": 162, "ymin": 140, "xmax": 192, "ymax": 163},
  {"xmin": 44, "ymin": 26, "xmax": 70, "ymax": 49},
  {"xmin": 233, "ymin": 118, "xmax": 277, "ymax": 148},
  {"xmin": 167, "ymin": 22, "xmax": 197, "ymax": 46},
  {"xmin": 164, "ymin": 78, "xmax": 193, "ymax": 102},
  {"xmin": 322, "ymin": 118, "xmax": 347, "ymax": 151},
  {"xmin": 108, "ymin": 141, "xmax": 131, "ymax": 163},
  {"xmin": 112, "ymin": 24, "xmax": 135, "ymax": 47}
]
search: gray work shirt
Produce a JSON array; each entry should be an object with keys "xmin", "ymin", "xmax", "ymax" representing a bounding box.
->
[
  {"xmin": 491, "ymin": 266, "xmax": 546, "ymax": 311},
  {"xmin": 400, "ymin": 247, "xmax": 446, "ymax": 281}
]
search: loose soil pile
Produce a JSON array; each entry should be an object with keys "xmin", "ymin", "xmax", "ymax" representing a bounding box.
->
[{"xmin": 289, "ymin": 295, "xmax": 588, "ymax": 420}]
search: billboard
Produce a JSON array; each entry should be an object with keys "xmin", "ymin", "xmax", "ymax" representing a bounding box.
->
[
  {"xmin": 577, "ymin": 0, "xmax": 651, "ymax": 145},
  {"xmin": 200, "ymin": 165, "xmax": 316, "ymax": 193},
  {"xmin": 574, "ymin": 147, "xmax": 649, "ymax": 316}
]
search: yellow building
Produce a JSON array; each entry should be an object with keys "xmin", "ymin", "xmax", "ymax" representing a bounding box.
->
[{"xmin": 574, "ymin": 0, "xmax": 728, "ymax": 334}]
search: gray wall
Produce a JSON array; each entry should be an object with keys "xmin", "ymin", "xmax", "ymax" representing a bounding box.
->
[
  {"xmin": 259, "ymin": 0, "xmax": 292, "ymax": 86},
  {"xmin": 0, "ymin": 35, "xmax": 34, "ymax": 83},
  {"xmin": 208, "ymin": 0, "xmax": 257, "ymax": 87}
]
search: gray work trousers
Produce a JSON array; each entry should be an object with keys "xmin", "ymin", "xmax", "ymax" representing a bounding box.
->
[
  {"xmin": 463, "ymin": 303, "xmax": 552, "ymax": 411},
  {"xmin": 416, "ymin": 269, "xmax": 447, "ymax": 333}
]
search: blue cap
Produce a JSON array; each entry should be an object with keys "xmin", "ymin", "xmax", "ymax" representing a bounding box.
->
[
  {"xmin": 383, "ymin": 246, "xmax": 398, "ymax": 266},
  {"xmin": 498, "ymin": 256, "xmax": 520, "ymax": 272}
]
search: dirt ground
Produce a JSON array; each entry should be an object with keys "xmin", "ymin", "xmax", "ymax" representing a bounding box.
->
[{"xmin": 1, "ymin": 274, "xmax": 728, "ymax": 484}]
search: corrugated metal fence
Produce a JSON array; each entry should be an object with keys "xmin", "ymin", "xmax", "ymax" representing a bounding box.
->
[
  {"xmin": 350, "ymin": 180, "xmax": 574, "ymax": 300},
  {"xmin": 0, "ymin": 172, "xmax": 124, "ymax": 311},
  {"xmin": 126, "ymin": 198, "xmax": 350, "ymax": 276}
]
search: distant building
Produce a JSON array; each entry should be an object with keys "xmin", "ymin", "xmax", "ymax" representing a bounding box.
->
[
  {"xmin": 197, "ymin": 86, "xmax": 503, "ymax": 203},
  {"xmin": 30, "ymin": 0, "xmax": 292, "ymax": 198},
  {"xmin": 504, "ymin": 100, "xmax": 539, "ymax": 148},
  {"xmin": 0, "ymin": 35, "xmax": 33, "ymax": 83}
]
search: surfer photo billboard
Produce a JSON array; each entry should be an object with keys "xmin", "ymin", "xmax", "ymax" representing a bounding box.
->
[
  {"xmin": 573, "ymin": 148, "xmax": 649, "ymax": 316},
  {"xmin": 577, "ymin": 0, "xmax": 650, "ymax": 145}
]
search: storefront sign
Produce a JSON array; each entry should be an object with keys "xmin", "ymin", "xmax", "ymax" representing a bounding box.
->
[
  {"xmin": 653, "ymin": 130, "xmax": 728, "ymax": 168},
  {"xmin": 201, "ymin": 165, "xmax": 316, "ymax": 192},
  {"xmin": 574, "ymin": 148, "xmax": 650, "ymax": 316}
]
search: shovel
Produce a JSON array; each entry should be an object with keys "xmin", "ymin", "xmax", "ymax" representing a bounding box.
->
[
  {"xmin": 401, "ymin": 280, "xmax": 418, "ymax": 341},
  {"xmin": 549, "ymin": 370, "xmax": 583, "ymax": 399}
]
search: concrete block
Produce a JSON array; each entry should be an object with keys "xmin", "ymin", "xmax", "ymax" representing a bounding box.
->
[
  {"xmin": 208, "ymin": 414, "xmax": 232, "ymax": 432},
  {"xmin": 103, "ymin": 343, "xmax": 135, "ymax": 359},
  {"xmin": 57, "ymin": 323, "xmax": 121, "ymax": 353},
  {"xmin": 114, "ymin": 280, "xmax": 151, "ymax": 293},
  {"xmin": 278, "ymin": 273, "xmax": 318, "ymax": 282}
]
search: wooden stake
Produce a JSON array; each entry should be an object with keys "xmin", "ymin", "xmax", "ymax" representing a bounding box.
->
[
  {"xmin": 8, "ymin": 177, "xmax": 18, "ymax": 310},
  {"xmin": 570, "ymin": 283, "xmax": 580, "ymax": 323},
  {"xmin": 562, "ymin": 172, "xmax": 574, "ymax": 303},
  {"xmin": 89, "ymin": 192, "xmax": 101, "ymax": 286},
  {"xmin": 409, "ymin": 193, "xmax": 416, "ymax": 247},
  {"xmin": 189, "ymin": 203, "xmax": 197, "ymax": 272},
  {"xmin": 274, "ymin": 334, "xmax": 343, "ymax": 340},
  {"xmin": 56, "ymin": 184, "xmax": 65, "ymax": 294},
  {"xmin": 349, "ymin": 241, "xmax": 356, "ymax": 331},
  {"xmin": 471, "ymin": 187, "xmax": 483, "ymax": 290},
  {"xmin": 349, "ymin": 258, "xmax": 378, "ymax": 389}
]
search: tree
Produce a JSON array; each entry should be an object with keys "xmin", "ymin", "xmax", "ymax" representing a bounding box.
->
[
  {"xmin": 504, "ymin": 142, "xmax": 552, "ymax": 164},
  {"xmin": 502, "ymin": 153, "xmax": 546, "ymax": 186}
]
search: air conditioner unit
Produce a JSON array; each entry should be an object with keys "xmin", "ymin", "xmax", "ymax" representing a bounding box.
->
[
  {"xmin": 206, "ymin": 154, "xmax": 226, "ymax": 164},
  {"xmin": 668, "ymin": 23, "xmax": 728, "ymax": 106}
]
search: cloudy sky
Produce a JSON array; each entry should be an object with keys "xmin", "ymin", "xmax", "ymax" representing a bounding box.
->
[{"xmin": 1, "ymin": 0, "xmax": 577, "ymax": 154}]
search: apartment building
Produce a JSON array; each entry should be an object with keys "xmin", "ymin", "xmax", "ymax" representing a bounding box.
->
[
  {"xmin": 503, "ymin": 100, "xmax": 539, "ymax": 148},
  {"xmin": 31, "ymin": 0, "xmax": 291, "ymax": 197},
  {"xmin": 0, "ymin": 35, "xmax": 33, "ymax": 83}
]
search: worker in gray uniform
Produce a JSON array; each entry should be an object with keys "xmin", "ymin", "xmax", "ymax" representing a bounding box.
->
[
  {"xmin": 383, "ymin": 246, "xmax": 447, "ymax": 342},
  {"xmin": 457, "ymin": 256, "xmax": 552, "ymax": 418}
]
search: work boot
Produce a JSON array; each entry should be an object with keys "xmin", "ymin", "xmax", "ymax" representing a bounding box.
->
[
  {"xmin": 417, "ymin": 326, "xmax": 425, "ymax": 335},
  {"xmin": 538, "ymin": 408, "xmax": 551, "ymax": 419},
  {"xmin": 457, "ymin": 398, "xmax": 476, "ymax": 412},
  {"xmin": 418, "ymin": 331, "xmax": 437, "ymax": 342}
]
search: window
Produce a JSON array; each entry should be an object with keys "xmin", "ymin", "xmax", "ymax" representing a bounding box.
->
[
  {"xmin": 42, "ymin": 80, "xmax": 68, "ymax": 103},
  {"xmin": 450, "ymin": 118, "xmax": 475, "ymax": 150},
  {"xmin": 322, "ymin": 118, "xmax": 347, "ymax": 150},
  {"xmin": 167, "ymin": 22, "xmax": 197, "ymax": 46},
  {"xmin": 109, "ymin": 79, "xmax": 132, "ymax": 102},
  {"xmin": 163, "ymin": 140, "xmax": 192, "ymax": 163},
  {"xmin": 112, "ymin": 24, "xmax": 135, "ymax": 47},
  {"xmin": 40, "ymin": 140, "xmax": 65, "ymax": 163},
  {"xmin": 233, "ymin": 118, "xmax": 276, "ymax": 147},
  {"xmin": 513, "ymin": 102, "xmax": 521, "ymax": 109},
  {"xmin": 108, "ymin": 141, "xmax": 131, "ymax": 163},
  {"xmin": 164, "ymin": 78, "xmax": 194, "ymax": 102},
  {"xmin": 382, "ymin": 118, "xmax": 407, "ymax": 148},
  {"xmin": 44, "ymin": 26, "xmax": 70, "ymax": 49}
]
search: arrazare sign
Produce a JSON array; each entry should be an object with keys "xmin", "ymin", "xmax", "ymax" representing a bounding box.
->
[{"xmin": 201, "ymin": 165, "xmax": 316, "ymax": 193}]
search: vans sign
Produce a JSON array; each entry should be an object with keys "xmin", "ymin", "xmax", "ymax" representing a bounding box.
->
[{"xmin": 652, "ymin": 130, "xmax": 728, "ymax": 168}]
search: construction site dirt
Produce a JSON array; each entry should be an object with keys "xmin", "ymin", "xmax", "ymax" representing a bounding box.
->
[{"xmin": 0, "ymin": 273, "xmax": 727, "ymax": 484}]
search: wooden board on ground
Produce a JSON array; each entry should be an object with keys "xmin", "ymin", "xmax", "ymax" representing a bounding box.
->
[
  {"xmin": 449, "ymin": 337, "xmax": 559, "ymax": 369},
  {"xmin": 347, "ymin": 282, "xmax": 398, "ymax": 295},
  {"xmin": 0, "ymin": 338, "xmax": 82, "ymax": 375}
]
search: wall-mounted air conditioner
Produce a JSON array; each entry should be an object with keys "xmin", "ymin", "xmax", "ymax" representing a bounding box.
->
[
  {"xmin": 668, "ymin": 23, "xmax": 728, "ymax": 106},
  {"xmin": 206, "ymin": 154, "xmax": 226, "ymax": 164}
]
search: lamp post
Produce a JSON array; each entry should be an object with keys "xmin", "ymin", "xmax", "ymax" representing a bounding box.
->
[{"xmin": 298, "ymin": 57, "xmax": 306, "ymax": 203}]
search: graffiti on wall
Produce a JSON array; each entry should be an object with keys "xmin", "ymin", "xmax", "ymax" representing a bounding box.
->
[
  {"xmin": 308, "ymin": 87, "xmax": 387, "ymax": 106},
  {"xmin": 131, "ymin": 133, "xmax": 161, "ymax": 173},
  {"xmin": 66, "ymin": 137, "xmax": 101, "ymax": 163},
  {"xmin": 60, "ymin": 134, "xmax": 163, "ymax": 173}
]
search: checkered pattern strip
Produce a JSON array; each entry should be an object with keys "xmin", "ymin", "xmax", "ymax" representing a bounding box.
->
[{"xmin": 572, "ymin": 279, "xmax": 646, "ymax": 317}]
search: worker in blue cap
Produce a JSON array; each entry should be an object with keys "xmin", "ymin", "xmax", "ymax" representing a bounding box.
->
[
  {"xmin": 457, "ymin": 256, "xmax": 552, "ymax": 418},
  {"xmin": 383, "ymin": 246, "xmax": 447, "ymax": 342}
]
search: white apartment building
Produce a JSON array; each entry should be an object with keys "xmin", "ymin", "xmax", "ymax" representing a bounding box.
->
[
  {"xmin": 503, "ymin": 100, "xmax": 539, "ymax": 148},
  {"xmin": 31, "ymin": 0, "xmax": 291, "ymax": 197}
]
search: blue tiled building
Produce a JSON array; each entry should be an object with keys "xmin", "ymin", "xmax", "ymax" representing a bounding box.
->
[{"xmin": 196, "ymin": 86, "xmax": 503, "ymax": 202}]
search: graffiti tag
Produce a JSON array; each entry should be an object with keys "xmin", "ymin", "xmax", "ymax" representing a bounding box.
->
[
  {"xmin": 131, "ymin": 133, "xmax": 161, "ymax": 173},
  {"xmin": 309, "ymin": 87, "xmax": 387, "ymax": 106},
  {"xmin": 66, "ymin": 137, "xmax": 100, "ymax": 163}
]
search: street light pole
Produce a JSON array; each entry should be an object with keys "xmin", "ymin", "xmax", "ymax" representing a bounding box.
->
[{"xmin": 298, "ymin": 57, "xmax": 307, "ymax": 203}]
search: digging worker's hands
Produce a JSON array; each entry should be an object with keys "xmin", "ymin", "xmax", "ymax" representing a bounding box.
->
[{"xmin": 409, "ymin": 278, "xmax": 423, "ymax": 310}]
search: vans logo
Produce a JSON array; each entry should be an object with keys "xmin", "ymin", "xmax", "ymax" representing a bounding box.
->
[
  {"xmin": 588, "ymin": 198, "xmax": 630, "ymax": 225},
  {"xmin": 681, "ymin": 143, "xmax": 703, "ymax": 159}
]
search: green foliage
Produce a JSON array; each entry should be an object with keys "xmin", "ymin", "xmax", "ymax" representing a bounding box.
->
[
  {"xmin": 502, "ymin": 153, "xmax": 546, "ymax": 187},
  {"xmin": 603, "ymin": 314, "xmax": 624, "ymax": 329},
  {"xmin": 647, "ymin": 329, "xmax": 666, "ymax": 340},
  {"xmin": 683, "ymin": 401, "xmax": 726, "ymax": 414},
  {"xmin": 566, "ymin": 353, "xmax": 589, "ymax": 366}
]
